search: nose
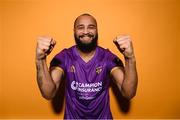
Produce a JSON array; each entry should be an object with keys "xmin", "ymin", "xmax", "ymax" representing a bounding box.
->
[{"xmin": 83, "ymin": 28, "xmax": 89, "ymax": 34}]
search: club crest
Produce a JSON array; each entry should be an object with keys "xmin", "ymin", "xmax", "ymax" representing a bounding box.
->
[
  {"xmin": 70, "ymin": 65, "xmax": 76, "ymax": 73},
  {"xmin": 96, "ymin": 66, "xmax": 102, "ymax": 74}
]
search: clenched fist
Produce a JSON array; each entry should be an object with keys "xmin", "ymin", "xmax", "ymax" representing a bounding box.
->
[
  {"xmin": 36, "ymin": 36, "xmax": 56, "ymax": 60},
  {"xmin": 113, "ymin": 35, "xmax": 135, "ymax": 59}
]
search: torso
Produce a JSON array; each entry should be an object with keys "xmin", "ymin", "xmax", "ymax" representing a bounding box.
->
[{"xmin": 53, "ymin": 45, "xmax": 120, "ymax": 119}]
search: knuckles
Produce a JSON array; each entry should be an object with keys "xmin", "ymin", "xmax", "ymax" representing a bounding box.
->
[{"xmin": 36, "ymin": 36, "xmax": 55, "ymax": 54}]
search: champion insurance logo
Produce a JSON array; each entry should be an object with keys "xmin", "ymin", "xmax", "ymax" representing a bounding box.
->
[
  {"xmin": 70, "ymin": 65, "xmax": 103, "ymax": 94},
  {"xmin": 71, "ymin": 81, "xmax": 102, "ymax": 93}
]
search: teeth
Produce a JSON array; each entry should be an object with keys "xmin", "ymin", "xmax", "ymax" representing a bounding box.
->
[
  {"xmin": 84, "ymin": 36, "xmax": 91, "ymax": 38},
  {"xmin": 80, "ymin": 36, "xmax": 90, "ymax": 38}
]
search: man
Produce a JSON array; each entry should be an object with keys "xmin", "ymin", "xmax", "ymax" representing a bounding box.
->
[{"xmin": 36, "ymin": 13, "xmax": 138, "ymax": 119}]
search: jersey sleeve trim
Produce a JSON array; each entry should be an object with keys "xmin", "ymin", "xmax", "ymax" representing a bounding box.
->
[
  {"xmin": 110, "ymin": 66, "xmax": 123, "ymax": 75},
  {"xmin": 50, "ymin": 66, "xmax": 64, "ymax": 75}
]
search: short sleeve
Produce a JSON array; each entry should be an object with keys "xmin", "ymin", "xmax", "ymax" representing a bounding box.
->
[
  {"xmin": 106, "ymin": 50, "xmax": 124, "ymax": 72},
  {"xmin": 50, "ymin": 49, "xmax": 67, "ymax": 71}
]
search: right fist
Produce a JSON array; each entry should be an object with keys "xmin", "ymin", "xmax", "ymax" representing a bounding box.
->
[{"xmin": 36, "ymin": 36, "xmax": 56, "ymax": 60}]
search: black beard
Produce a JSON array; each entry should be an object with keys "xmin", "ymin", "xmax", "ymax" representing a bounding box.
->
[{"xmin": 74, "ymin": 33, "xmax": 98, "ymax": 53}]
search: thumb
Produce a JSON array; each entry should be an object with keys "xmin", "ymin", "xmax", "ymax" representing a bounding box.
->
[{"xmin": 50, "ymin": 38, "xmax": 56, "ymax": 46}]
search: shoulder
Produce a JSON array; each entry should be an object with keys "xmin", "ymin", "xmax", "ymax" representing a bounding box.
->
[
  {"xmin": 50, "ymin": 46, "xmax": 74, "ymax": 68},
  {"xmin": 97, "ymin": 46, "xmax": 117, "ymax": 59},
  {"xmin": 97, "ymin": 46, "xmax": 124, "ymax": 67}
]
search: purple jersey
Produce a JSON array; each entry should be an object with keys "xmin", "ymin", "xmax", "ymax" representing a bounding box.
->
[{"xmin": 50, "ymin": 45, "xmax": 123, "ymax": 119}]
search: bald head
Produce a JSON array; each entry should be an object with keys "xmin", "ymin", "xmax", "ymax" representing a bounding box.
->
[{"xmin": 74, "ymin": 13, "xmax": 97, "ymax": 29}]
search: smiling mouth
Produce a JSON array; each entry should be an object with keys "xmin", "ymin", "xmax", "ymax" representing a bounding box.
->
[
  {"xmin": 80, "ymin": 36, "xmax": 91, "ymax": 39},
  {"xmin": 80, "ymin": 36, "xmax": 92, "ymax": 42},
  {"xmin": 79, "ymin": 34, "xmax": 94, "ymax": 38}
]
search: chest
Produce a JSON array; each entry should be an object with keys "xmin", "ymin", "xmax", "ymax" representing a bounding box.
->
[
  {"xmin": 65, "ymin": 60, "xmax": 108, "ymax": 83},
  {"xmin": 64, "ymin": 59, "xmax": 111, "ymax": 99}
]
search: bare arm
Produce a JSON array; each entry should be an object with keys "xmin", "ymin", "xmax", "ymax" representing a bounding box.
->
[
  {"xmin": 112, "ymin": 35, "xmax": 138, "ymax": 100},
  {"xmin": 111, "ymin": 57, "xmax": 138, "ymax": 100},
  {"xmin": 36, "ymin": 59, "xmax": 63, "ymax": 100},
  {"xmin": 36, "ymin": 36, "xmax": 63, "ymax": 100}
]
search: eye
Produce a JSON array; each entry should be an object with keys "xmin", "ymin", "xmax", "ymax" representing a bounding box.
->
[
  {"xmin": 88, "ymin": 25, "xmax": 96, "ymax": 30},
  {"xmin": 76, "ymin": 25, "xmax": 84, "ymax": 30}
]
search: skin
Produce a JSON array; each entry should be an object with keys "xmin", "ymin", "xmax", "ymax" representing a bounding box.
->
[
  {"xmin": 112, "ymin": 35, "xmax": 138, "ymax": 99},
  {"xmin": 74, "ymin": 15, "xmax": 98, "ymax": 62},
  {"xmin": 36, "ymin": 36, "xmax": 62, "ymax": 99},
  {"xmin": 36, "ymin": 14, "xmax": 138, "ymax": 100}
]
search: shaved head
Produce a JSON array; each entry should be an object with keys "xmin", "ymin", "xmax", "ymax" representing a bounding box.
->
[{"xmin": 74, "ymin": 13, "xmax": 97, "ymax": 29}]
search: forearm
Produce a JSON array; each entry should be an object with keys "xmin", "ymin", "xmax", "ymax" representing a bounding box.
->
[
  {"xmin": 36, "ymin": 59, "xmax": 56, "ymax": 100},
  {"xmin": 121, "ymin": 56, "xmax": 138, "ymax": 99}
]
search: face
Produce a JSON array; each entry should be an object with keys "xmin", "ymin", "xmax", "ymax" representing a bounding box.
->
[{"xmin": 74, "ymin": 15, "xmax": 98, "ymax": 53}]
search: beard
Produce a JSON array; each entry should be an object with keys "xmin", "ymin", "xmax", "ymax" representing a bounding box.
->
[{"xmin": 74, "ymin": 33, "xmax": 98, "ymax": 53}]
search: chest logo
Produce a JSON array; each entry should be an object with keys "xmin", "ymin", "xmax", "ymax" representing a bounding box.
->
[
  {"xmin": 96, "ymin": 66, "xmax": 102, "ymax": 74},
  {"xmin": 70, "ymin": 65, "xmax": 75, "ymax": 73}
]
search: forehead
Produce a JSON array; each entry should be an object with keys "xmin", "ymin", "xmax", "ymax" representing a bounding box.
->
[{"xmin": 75, "ymin": 15, "xmax": 97, "ymax": 26}]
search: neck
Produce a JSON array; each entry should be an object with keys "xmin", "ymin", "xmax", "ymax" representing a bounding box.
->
[
  {"xmin": 77, "ymin": 47, "xmax": 96, "ymax": 57},
  {"xmin": 76, "ymin": 46, "xmax": 97, "ymax": 62}
]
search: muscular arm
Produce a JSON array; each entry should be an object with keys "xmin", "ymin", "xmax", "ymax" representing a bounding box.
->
[
  {"xmin": 111, "ymin": 56, "xmax": 138, "ymax": 100},
  {"xmin": 112, "ymin": 35, "xmax": 138, "ymax": 100},
  {"xmin": 36, "ymin": 36, "xmax": 64, "ymax": 100},
  {"xmin": 36, "ymin": 59, "xmax": 64, "ymax": 100}
]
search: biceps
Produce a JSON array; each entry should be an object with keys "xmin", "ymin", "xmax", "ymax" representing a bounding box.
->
[
  {"xmin": 50, "ymin": 67, "xmax": 64, "ymax": 89},
  {"xmin": 110, "ymin": 67, "xmax": 125, "ymax": 88}
]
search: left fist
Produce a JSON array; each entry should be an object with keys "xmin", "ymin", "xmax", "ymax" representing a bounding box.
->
[{"xmin": 113, "ymin": 35, "xmax": 135, "ymax": 59}]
